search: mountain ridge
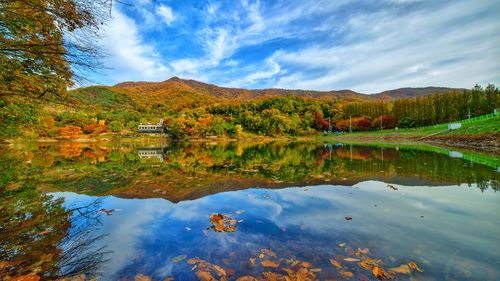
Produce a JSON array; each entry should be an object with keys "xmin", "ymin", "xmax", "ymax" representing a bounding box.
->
[{"xmin": 111, "ymin": 76, "xmax": 465, "ymax": 102}]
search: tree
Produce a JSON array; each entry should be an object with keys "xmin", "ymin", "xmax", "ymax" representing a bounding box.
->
[
  {"xmin": 107, "ymin": 121, "xmax": 122, "ymax": 132},
  {"xmin": 398, "ymin": 117, "xmax": 415, "ymax": 128},
  {"xmin": 0, "ymin": 0, "xmax": 113, "ymax": 102},
  {"xmin": 59, "ymin": 125, "xmax": 83, "ymax": 138}
]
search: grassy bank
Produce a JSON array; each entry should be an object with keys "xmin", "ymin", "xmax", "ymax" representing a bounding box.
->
[{"xmin": 320, "ymin": 115, "xmax": 499, "ymax": 148}]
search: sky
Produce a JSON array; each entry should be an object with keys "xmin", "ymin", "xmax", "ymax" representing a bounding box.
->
[{"xmin": 94, "ymin": 0, "xmax": 500, "ymax": 93}]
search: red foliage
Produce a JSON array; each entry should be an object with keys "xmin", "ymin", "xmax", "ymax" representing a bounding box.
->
[
  {"xmin": 352, "ymin": 117, "xmax": 372, "ymax": 131},
  {"xmin": 313, "ymin": 112, "xmax": 326, "ymax": 130},
  {"xmin": 83, "ymin": 124, "xmax": 107, "ymax": 135},
  {"xmin": 372, "ymin": 115, "xmax": 397, "ymax": 129}
]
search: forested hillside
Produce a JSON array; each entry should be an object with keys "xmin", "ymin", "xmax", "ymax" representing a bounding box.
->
[{"xmin": 1, "ymin": 76, "xmax": 497, "ymax": 139}]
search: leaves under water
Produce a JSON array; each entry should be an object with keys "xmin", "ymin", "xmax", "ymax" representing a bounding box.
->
[{"xmin": 208, "ymin": 213, "xmax": 238, "ymax": 233}]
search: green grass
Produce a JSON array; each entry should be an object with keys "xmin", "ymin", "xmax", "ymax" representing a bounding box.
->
[{"xmin": 328, "ymin": 115, "xmax": 499, "ymax": 139}]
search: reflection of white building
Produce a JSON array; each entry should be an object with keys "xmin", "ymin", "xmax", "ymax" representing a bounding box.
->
[
  {"xmin": 138, "ymin": 119, "xmax": 163, "ymax": 133},
  {"xmin": 138, "ymin": 148, "xmax": 164, "ymax": 162}
]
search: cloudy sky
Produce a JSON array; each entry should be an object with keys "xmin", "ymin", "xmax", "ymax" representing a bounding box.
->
[{"xmin": 95, "ymin": 0, "xmax": 500, "ymax": 93}]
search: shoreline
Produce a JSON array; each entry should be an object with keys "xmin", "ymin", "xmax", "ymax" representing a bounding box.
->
[{"xmin": 2, "ymin": 134, "xmax": 498, "ymax": 155}]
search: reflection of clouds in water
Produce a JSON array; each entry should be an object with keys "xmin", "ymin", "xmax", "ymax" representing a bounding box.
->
[
  {"xmin": 54, "ymin": 180, "xmax": 500, "ymax": 279},
  {"xmin": 98, "ymin": 197, "xmax": 173, "ymax": 278}
]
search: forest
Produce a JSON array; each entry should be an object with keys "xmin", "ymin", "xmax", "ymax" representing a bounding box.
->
[{"xmin": 0, "ymin": 83, "xmax": 498, "ymax": 139}]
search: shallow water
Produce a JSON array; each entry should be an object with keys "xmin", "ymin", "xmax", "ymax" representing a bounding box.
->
[{"xmin": 1, "ymin": 141, "xmax": 499, "ymax": 280}]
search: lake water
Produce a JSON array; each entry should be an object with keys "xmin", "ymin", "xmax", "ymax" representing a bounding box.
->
[{"xmin": 1, "ymin": 141, "xmax": 499, "ymax": 280}]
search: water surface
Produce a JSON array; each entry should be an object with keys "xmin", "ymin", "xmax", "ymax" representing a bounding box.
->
[{"xmin": 1, "ymin": 141, "xmax": 499, "ymax": 280}]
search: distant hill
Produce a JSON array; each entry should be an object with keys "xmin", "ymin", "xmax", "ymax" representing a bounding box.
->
[
  {"xmin": 372, "ymin": 87, "xmax": 466, "ymax": 100},
  {"xmin": 71, "ymin": 77, "xmax": 464, "ymax": 112},
  {"xmin": 113, "ymin": 77, "xmax": 463, "ymax": 101}
]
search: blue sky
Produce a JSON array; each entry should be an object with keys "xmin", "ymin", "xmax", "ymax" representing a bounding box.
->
[{"xmin": 96, "ymin": 0, "xmax": 500, "ymax": 93}]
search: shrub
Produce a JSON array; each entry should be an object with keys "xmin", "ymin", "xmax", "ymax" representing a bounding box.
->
[
  {"xmin": 107, "ymin": 121, "xmax": 122, "ymax": 132},
  {"xmin": 59, "ymin": 126, "xmax": 83, "ymax": 139}
]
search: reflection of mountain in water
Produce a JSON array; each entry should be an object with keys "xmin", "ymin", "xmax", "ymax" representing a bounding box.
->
[{"xmin": 1, "ymin": 141, "xmax": 498, "ymax": 202}]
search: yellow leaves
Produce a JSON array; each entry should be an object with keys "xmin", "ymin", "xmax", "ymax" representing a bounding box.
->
[
  {"xmin": 388, "ymin": 264, "xmax": 411, "ymax": 274},
  {"xmin": 372, "ymin": 266, "xmax": 394, "ymax": 280},
  {"xmin": 358, "ymin": 257, "xmax": 381, "ymax": 271},
  {"xmin": 261, "ymin": 259, "xmax": 279, "ymax": 268},
  {"xmin": 209, "ymin": 213, "xmax": 238, "ymax": 232},
  {"xmin": 135, "ymin": 275, "xmax": 153, "ymax": 281}
]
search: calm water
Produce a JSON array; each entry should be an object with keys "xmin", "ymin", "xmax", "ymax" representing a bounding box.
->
[{"xmin": 1, "ymin": 141, "xmax": 499, "ymax": 280}]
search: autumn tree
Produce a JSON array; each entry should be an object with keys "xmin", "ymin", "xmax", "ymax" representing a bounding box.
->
[{"xmin": 0, "ymin": 0, "xmax": 113, "ymax": 102}]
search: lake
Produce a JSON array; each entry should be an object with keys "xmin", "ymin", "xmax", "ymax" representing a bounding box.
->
[{"xmin": 0, "ymin": 141, "xmax": 499, "ymax": 281}]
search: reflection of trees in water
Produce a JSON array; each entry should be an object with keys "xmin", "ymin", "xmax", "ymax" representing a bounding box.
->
[
  {"xmin": 0, "ymin": 186, "xmax": 109, "ymax": 279},
  {"xmin": 2, "ymin": 142, "xmax": 498, "ymax": 197}
]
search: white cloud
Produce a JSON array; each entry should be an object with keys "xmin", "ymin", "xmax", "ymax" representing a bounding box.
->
[
  {"xmin": 100, "ymin": 7, "xmax": 170, "ymax": 84},
  {"xmin": 156, "ymin": 5, "xmax": 175, "ymax": 26},
  {"xmin": 271, "ymin": 0, "xmax": 500, "ymax": 93}
]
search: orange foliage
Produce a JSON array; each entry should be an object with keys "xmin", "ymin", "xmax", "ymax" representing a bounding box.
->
[{"xmin": 58, "ymin": 126, "xmax": 83, "ymax": 139}]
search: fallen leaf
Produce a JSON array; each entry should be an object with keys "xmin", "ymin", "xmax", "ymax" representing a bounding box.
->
[
  {"xmin": 196, "ymin": 271, "xmax": 217, "ymax": 281},
  {"xmin": 344, "ymin": 258, "xmax": 361, "ymax": 262},
  {"xmin": 310, "ymin": 268, "xmax": 322, "ymax": 272},
  {"xmin": 329, "ymin": 259, "xmax": 342, "ymax": 268},
  {"xmin": 291, "ymin": 260, "xmax": 300, "ymax": 267},
  {"xmin": 338, "ymin": 243, "xmax": 346, "ymax": 248},
  {"xmin": 236, "ymin": 276, "xmax": 258, "ymax": 281},
  {"xmin": 262, "ymin": 271, "xmax": 280, "ymax": 281},
  {"xmin": 172, "ymin": 255, "xmax": 187, "ymax": 263},
  {"xmin": 407, "ymin": 261, "xmax": 423, "ymax": 272},
  {"xmin": 163, "ymin": 277, "xmax": 174, "ymax": 281},
  {"xmin": 261, "ymin": 260, "xmax": 279, "ymax": 268},
  {"xmin": 249, "ymin": 257, "xmax": 256, "ymax": 266},
  {"xmin": 356, "ymin": 248, "xmax": 370, "ymax": 255},
  {"xmin": 339, "ymin": 270, "xmax": 354, "ymax": 278},
  {"xmin": 188, "ymin": 257, "xmax": 204, "ymax": 264},
  {"xmin": 259, "ymin": 253, "xmax": 265, "ymax": 259},
  {"xmin": 135, "ymin": 275, "xmax": 153, "ymax": 281},
  {"xmin": 345, "ymin": 217, "xmax": 353, "ymax": 220},
  {"xmin": 389, "ymin": 264, "xmax": 411, "ymax": 274},
  {"xmin": 372, "ymin": 266, "xmax": 394, "ymax": 280},
  {"xmin": 301, "ymin": 261, "xmax": 312, "ymax": 268}
]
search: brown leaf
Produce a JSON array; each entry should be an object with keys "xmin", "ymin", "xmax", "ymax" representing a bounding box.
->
[
  {"xmin": 249, "ymin": 257, "xmax": 257, "ymax": 266},
  {"xmin": 196, "ymin": 271, "xmax": 217, "ymax": 281},
  {"xmin": 188, "ymin": 258, "xmax": 205, "ymax": 264},
  {"xmin": 262, "ymin": 271, "xmax": 281, "ymax": 281},
  {"xmin": 407, "ymin": 261, "xmax": 424, "ymax": 272},
  {"xmin": 301, "ymin": 261, "xmax": 312, "ymax": 268},
  {"xmin": 236, "ymin": 276, "xmax": 258, "ymax": 281},
  {"xmin": 339, "ymin": 270, "xmax": 354, "ymax": 278},
  {"xmin": 261, "ymin": 259, "xmax": 279, "ymax": 268},
  {"xmin": 330, "ymin": 259, "xmax": 342, "ymax": 268},
  {"xmin": 11, "ymin": 275, "xmax": 41, "ymax": 281},
  {"xmin": 356, "ymin": 248, "xmax": 370, "ymax": 255}
]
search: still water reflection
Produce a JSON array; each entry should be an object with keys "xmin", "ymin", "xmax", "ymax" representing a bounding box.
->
[{"xmin": 0, "ymin": 141, "xmax": 499, "ymax": 280}]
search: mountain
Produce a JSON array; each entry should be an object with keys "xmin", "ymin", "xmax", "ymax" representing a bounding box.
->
[
  {"xmin": 113, "ymin": 77, "xmax": 463, "ymax": 101},
  {"xmin": 70, "ymin": 77, "xmax": 464, "ymax": 112},
  {"xmin": 372, "ymin": 87, "xmax": 466, "ymax": 99}
]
